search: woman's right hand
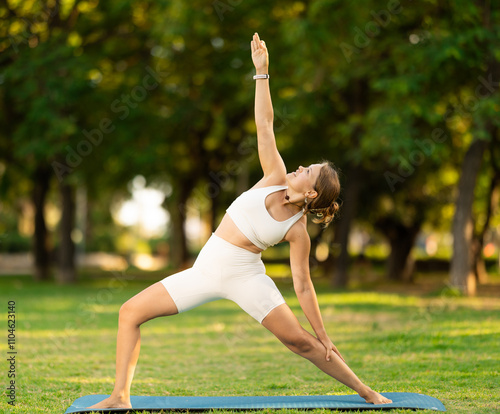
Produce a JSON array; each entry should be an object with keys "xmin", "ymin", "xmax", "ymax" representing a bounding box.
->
[
  {"xmin": 319, "ymin": 336, "xmax": 346, "ymax": 364},
  {"xmin": 251, "ymin": 32, "xmax": 269, "ymax": 72}
]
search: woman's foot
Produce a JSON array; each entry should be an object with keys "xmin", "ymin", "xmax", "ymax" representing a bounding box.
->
[
  {"xmin": 358, "ymin": 387, "xmax": 393, "ymax": 405},
  {"xmin": 87, "ymin": 394, "xmax": 132, "ymax": 409}
]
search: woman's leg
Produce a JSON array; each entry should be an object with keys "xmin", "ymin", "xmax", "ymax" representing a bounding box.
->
[
  {"xmin": 261, "ymin": 304, "xmax": 392, "ymax": 405},
  {"xmin": 88, "ymin": 282, "xmax": 178, "ymax": 409}
]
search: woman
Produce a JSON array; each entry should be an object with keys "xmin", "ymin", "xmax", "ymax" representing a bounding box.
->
[{"xmin": 89, "ymin": 33, "xmax": 391, "ymax": 409}]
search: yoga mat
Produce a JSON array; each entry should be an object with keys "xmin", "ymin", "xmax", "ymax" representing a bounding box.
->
[{"xmin": 64, "ymin": 392, "xmax": 446, "ymax": 413}]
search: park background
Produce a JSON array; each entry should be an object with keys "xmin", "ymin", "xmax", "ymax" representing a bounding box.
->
[{"xmin": 0, "ymin": 0, "xmax": 499, "ymax": 413}]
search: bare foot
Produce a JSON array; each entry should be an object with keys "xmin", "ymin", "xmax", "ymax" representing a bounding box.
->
[
  {"xmin": 87, "ymin": 395, "xmax": 132, "ymax": 410},
  {"xmin": 359, "ymin": 387, "xmax": 393, "ymax": 405}
]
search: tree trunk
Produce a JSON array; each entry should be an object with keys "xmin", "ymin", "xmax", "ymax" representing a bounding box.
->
[
  {"xmin": 386, "ymin": 224, "xmax": 420, "ymax": 282},
  {"xmin": 168, "ymin": 179, "xmax": 193, "ymax": 270},
  {"xmin": 75, "ymin": 185, "xmax": 88, "ymax": 256},
  {"xmin": 450, "ymin": 138, "xmax": 487, "ymax": 295},
  {"xmin": 32, "ymin": 165, "xmax": 51, "ymax": 281},
  {"xmin": 329, "ymin": 79, "xmax": 367, "ymax": 287},
  {"xmin": 209, "ymin": 179, "xmax": 219, "ymax": 234},
  {"xmin": 471, "ymin": 237, "xmax": 489, "ymax": 284},
  {"xmin": 472, "ymin": 137, "xmax": 500, "ymax": 284},
  {"xmin": 376, "ymin": 218, "xmax": 421, "ymax": 282},
  {"xmin": 331, "ymin": 165, "xmax": 363, "ymax": 288},
  {"xmin": 468, "ymin": 2, "xmax": 500, "ymax": 287},
  {"xmin": 57, "ymin": 182, "xmax": 76, "ymax": 284}
]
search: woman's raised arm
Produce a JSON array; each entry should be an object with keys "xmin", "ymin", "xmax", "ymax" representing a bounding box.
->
[{"xmin": 251, "ymin": 33, "xmax": 286, "ymax": 181}]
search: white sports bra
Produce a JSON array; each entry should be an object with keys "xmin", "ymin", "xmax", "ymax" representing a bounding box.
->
[{"xmin": 226, "ymin": 185, "xmax": 304, "ymax": 250}]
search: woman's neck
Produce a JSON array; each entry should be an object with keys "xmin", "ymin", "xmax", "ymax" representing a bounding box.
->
[{"xmin": 284, "ymin": 189, "xmax": 304, "ymax": 213}]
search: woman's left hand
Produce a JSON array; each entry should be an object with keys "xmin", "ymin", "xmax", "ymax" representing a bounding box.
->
[
  {"xmin": 320, "ymin": 337, "xmax": 346, "ymax": 363},
  {"xmin": 251, "ymin": 32, "xmax": 269, "ymax": 71}
]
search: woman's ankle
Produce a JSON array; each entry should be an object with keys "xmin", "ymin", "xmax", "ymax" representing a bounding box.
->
[
  {"xmin": 356, "ymin": 384, "xmax": 373, "ymax": 398},
  {"xmin": 111, "ymin": 390, "xmax": 130, "ymax": 400}
]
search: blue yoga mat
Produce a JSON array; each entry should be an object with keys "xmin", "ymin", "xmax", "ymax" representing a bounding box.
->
[{"xmin": 64, "ymin": 392, "xmax": 446, "ymax": 413}]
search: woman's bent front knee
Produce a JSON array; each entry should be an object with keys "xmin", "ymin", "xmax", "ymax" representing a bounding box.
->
[{"xmin": 119, "ymin": 301, "xmax": 143, "ymax": 326}]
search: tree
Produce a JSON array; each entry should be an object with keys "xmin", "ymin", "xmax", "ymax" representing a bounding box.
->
[
  {"xmin": 0, "ymin": 0, "xmax": 170, "ymax": 281},
  {"xmin": 472, "ymin": 131, "xmax": 500, "ymax": 283},
  {"xmin": 0, "ymin": 2, "xmax": 94, "ymax": 281},
  {"xmin": 449, "ymin": 1, "xmax": 500, "ymax": 295}
]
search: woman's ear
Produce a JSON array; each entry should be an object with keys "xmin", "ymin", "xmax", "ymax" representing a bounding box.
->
[{"xmin": 306, "ymin": 190, "xmax": 318, "ymax": 199}]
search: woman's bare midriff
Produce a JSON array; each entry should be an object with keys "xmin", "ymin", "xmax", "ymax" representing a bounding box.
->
[{"xmin": 214, "ymin": 214, "xmax": 264, "ymax": 254}]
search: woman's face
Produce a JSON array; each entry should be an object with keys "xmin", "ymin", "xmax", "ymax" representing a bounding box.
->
[{"xmin": 286, "ymin": 163, "xmax": 322, "ymax": 194}]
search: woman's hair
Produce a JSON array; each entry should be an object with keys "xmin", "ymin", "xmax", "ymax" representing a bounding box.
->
[{"xmin": 304, "ymin": 160, "xmax": 341, "ymax": 228}]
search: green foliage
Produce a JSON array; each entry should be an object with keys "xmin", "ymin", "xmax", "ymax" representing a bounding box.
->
[{"xmin": 0, "ymin": 231, "xmax": 31, "ymax": 252}]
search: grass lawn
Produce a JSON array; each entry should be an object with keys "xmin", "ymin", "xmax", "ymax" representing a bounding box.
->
[{"xmin": 0, "ymin": 271, "xmax": 499, "ymax": 414}]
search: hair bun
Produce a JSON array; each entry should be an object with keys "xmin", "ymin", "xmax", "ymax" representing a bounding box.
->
[
  {"xmin": 306, "ymin": 160, "xmax": 341, "ymax": 228},
  {"xmin": 308, "ymin": 200, "xmax": 340, "ymax": 228},
  {"xmin": 329, "ymin": 201, "xmax": 340, "ymax": 216}
]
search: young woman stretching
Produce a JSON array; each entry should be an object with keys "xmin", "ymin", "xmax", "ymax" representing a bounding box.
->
[{"xmin": 89, "ymin": 33, "xmax": 392, "ymax": 410}]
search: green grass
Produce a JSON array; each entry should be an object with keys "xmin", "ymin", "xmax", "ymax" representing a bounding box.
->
[{"xmin": 0, "ymin": 273, "xmax": 499, "ymax": 414}]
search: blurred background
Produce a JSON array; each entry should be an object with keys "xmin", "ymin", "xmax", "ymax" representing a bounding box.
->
[{"xmin": 0, "ymin": 0, "xmax": 499, "ymax": 296}]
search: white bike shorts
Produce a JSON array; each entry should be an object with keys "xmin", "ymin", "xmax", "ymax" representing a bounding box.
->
[{"xmin": 160, "ymin": 233, "xmax": 285, "ymax": 323}]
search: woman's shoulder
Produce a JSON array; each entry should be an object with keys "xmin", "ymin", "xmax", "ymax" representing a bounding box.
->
[{"xmin": 284, "ymin": 215, "xmax": 308, "ymax": 243}]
